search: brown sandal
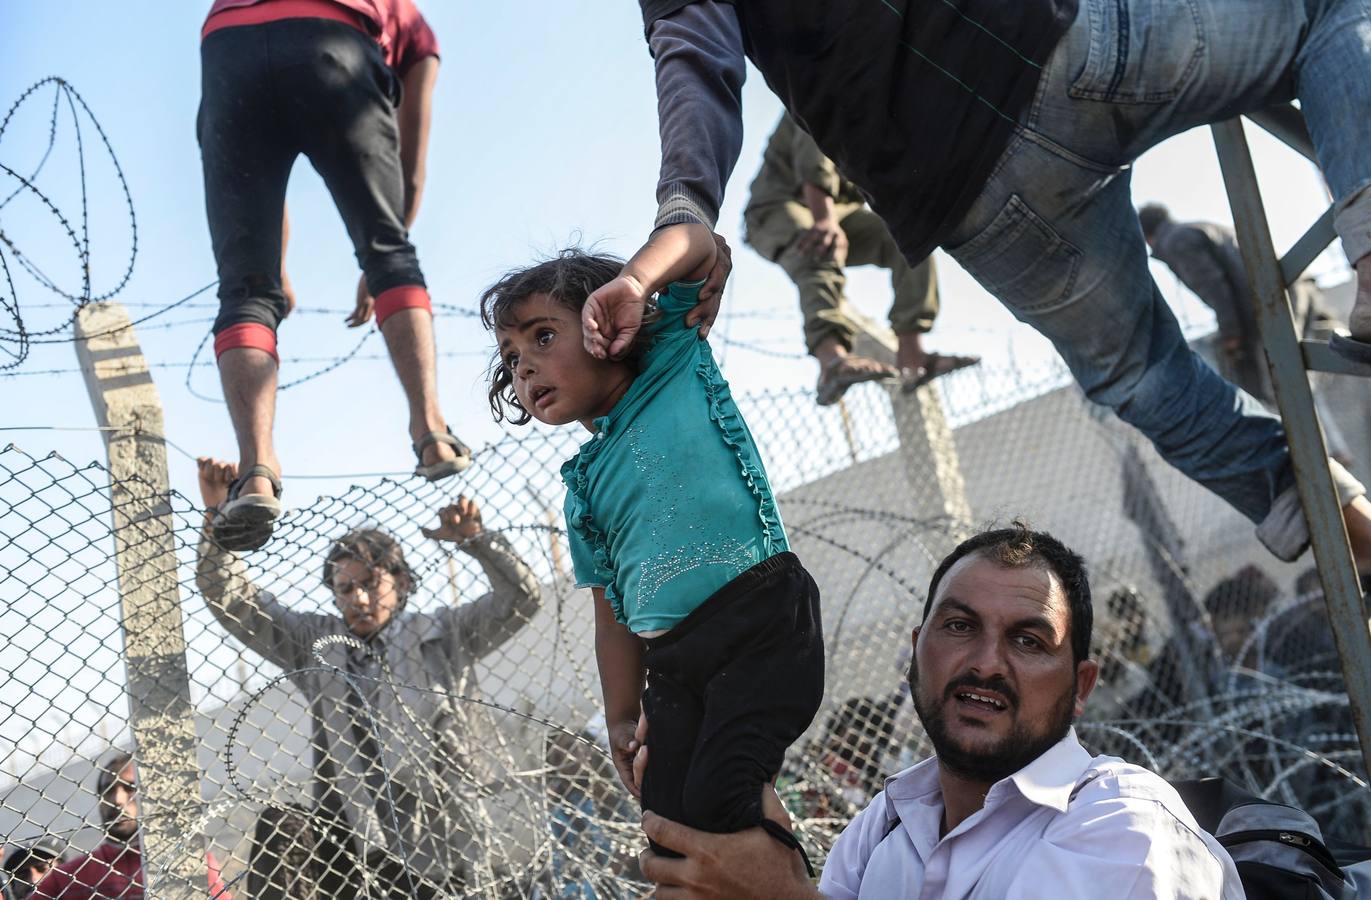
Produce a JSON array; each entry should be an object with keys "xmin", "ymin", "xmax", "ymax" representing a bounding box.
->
[
  {"xmin": 900, "ymin": 352, "xmax": 980, "ymax": 393},
  {"xmin": 413, "ymin": 428, "xmax": 473, "ymax": 481}
]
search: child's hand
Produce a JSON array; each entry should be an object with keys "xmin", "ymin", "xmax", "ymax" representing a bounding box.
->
[
  {"xmin": 421, "ymin": 496, "xmax": 484, "ymax": 543},
  {"xmin": 583, "ymin": 273, "xmax": 649, "ymax": 361},
  {"xmin": 608, "ymin": 713, "xmax": 646, "ymax": 798},
  {"xmin": 196, "ymin": 457, "xmax": 237, "ymax": 511}
]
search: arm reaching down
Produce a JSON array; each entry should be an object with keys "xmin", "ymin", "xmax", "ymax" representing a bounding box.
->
[
  {"xmin": 650, "ymin": 0, "xmax": 746, "ymax": 232},
  {"xmin": 585, "ymin": 0, "xmax": 745, "ymax": 359},
  {"xmin": 397, "ymin": 55, "xmax": 439, "ymax": 229}
]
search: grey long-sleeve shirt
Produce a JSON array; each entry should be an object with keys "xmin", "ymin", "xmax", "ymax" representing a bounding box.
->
[
  {"xmin": 649, "ymin": 1, "xmax": 745, "ymax": 231},
  {"xmin": 195, "ymin": 530, "xmax": 540, "ymax": 887}
]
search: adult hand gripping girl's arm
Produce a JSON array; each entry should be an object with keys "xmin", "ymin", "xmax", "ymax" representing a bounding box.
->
[{"xmin": 581, "ymin": 224, "xmax": 730, "ymax": 359}]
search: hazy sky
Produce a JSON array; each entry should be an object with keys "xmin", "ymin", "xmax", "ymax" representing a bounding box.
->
[{"xmin": 0, "ymin": 3, "xmax": 1345, "ymax": 506}]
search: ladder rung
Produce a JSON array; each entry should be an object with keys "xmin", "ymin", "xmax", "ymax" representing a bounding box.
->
[
  {"xmin": 1301, "ymin": 338, "xmax": 1371, "ymax": 376},
  {"xmin": 1279, "ymin": 206, "xmax": 1335, "ymax": 287}
]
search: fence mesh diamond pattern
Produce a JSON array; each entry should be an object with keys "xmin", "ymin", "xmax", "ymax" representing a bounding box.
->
[{"xmin": 3, "ymin": 364, "xmax": 1369, "ymax": 898}]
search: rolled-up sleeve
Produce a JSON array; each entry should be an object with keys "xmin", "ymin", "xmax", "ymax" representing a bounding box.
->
[{"xmin": 648, "ymin": 1, "xmax": 746, "ymax": 230}]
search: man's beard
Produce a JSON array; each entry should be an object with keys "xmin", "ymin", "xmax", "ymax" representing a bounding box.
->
[
  {"xmin": 909, "ymin": 665, "xmax": 1076, "ymax": 784},
  {"xmin": 104, "ymin": 813, "xmax": 138, "ymax": 843}
]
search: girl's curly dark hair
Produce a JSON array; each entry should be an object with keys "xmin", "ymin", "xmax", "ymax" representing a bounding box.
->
[{"xmin": 479, "ymin": 249, "xmax": 631, "ymax": 425}]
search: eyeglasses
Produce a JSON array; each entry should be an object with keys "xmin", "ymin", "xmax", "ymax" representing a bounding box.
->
[{"xmin": 332, "ymin": 567, "xmax": 385, "ymax": 599}]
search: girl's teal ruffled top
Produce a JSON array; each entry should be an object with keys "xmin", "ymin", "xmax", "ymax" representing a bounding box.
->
[{"xmin": 561, "ymin": 280, "xmax": 788, "ymax": 633}]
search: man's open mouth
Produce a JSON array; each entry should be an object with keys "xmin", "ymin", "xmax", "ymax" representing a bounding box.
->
[{"xmin": 954, "ymin": 690, "xmax": 1009, "ymax": 711}]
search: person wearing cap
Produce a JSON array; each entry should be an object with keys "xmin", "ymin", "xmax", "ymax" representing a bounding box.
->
[
  {"xmin": 197, "ymin": 0, "xmax": 472, "ymax": 552},
  {"xmin": 31, "ymin": 752, "xmax": 231, "ymax": 900},
  {"xmin": 2, "ymin": 837, "xmax": 64, "ymax": 900},
  {"xmin": 194, "ymin": 457, "xmax": 542, "ymax": 897},
  {"xmin": 743, "ymin": 112, "xmax": 978, "ymax": 406}
]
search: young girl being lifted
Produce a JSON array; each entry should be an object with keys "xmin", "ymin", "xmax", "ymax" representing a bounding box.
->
[{"xmin": 481, "ymin": 223, "xmax": 824, "ymax": 867}]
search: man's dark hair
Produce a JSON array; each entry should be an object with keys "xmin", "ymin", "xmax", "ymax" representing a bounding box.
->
[
  {"xmin": 1137, "ymin": 203, "xmax": 1171, "ymax": 239},
  {"xmin": 922, "ymin": 521, "xmax": 1093, "ymax": 664},
  {"xmin": 478, "ymin": 249, "xmax": 638, "ymax": 425},
  {"xmin": 321, "ymin": 528, "xmax": 415, "ymax": 602}
]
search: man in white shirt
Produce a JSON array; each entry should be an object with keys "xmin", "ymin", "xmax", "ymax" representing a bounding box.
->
[{"xmin": 638, "ymin": 522, "xmax": 1245, "ymax": 899}]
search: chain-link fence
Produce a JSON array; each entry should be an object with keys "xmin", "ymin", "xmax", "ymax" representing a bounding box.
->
[{"xmin": 4, "ymin": 356, "xmax": 1370, "ymax": 899}]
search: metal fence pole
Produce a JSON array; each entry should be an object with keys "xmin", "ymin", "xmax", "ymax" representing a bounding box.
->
[
  {"xmin": 74, "ymin": 301, "xmax": 204, "ymax": 895},
  {"xmin": 1211, "ymin": 118, "xmax": 1371, "ymax": 778}
]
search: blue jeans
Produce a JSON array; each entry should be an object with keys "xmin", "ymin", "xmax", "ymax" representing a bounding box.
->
[{"xmin": 944, "ymin": 0, "xmax": 1371, "ymax": 525}]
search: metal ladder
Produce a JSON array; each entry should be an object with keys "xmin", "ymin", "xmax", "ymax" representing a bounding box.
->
[{"xmin": 1210, "ymin": 109, "xmax": 1371, "ymax": 780}]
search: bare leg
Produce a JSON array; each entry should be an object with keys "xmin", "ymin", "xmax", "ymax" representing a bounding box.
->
[
  {"xmin": 217, "ymin": 347, "xmax": 281, "ymax": 497},
  {"xmin": 895, "ymin": 331, "xmax": 927, "ymax": 373},
  {"xmin": 379, "ymin": 307, "xmax": 458, "ymax": 466}
]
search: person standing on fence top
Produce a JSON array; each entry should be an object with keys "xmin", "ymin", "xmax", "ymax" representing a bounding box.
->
[
  {"xmin": 596, "ymin": 0, "xmax": 1371, "ymax": 571},
  {"xmin": 194, "ymin": 457, "xmax": 542, "ymax": 898},
  {"xmin": 743, "ymin": 113, "xmax": 978, "ymax": 406},
  {"xmin": 197, "ymin": 0, "xmax": 471, "ymax": 553},
  {"xmin": 32, "ymin": 752, "xmax": 232, "ymax": 900},
  {"xmin": 638, "ymin": 523, "xmax": 1245, "ymax": 898},
  {"xmin": 481, "ymin": 245, "xmax": 825, "ymax": 870}
]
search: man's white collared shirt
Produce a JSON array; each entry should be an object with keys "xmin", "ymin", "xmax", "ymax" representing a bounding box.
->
[{"xmin": 818, "ymin": 728, "xmax": 1244, "ymax": 899}]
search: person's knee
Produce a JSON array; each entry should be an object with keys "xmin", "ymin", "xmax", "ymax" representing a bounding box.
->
[
  {"xmin": 212, "ymin": 295, "xmax": 284, "ymax": 364},
  {"xmin": 374, "ymin": 284, "xmax": 432, "ymax": 329}
]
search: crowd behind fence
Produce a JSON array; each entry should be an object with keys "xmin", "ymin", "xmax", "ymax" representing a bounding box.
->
[{"xmin": 3, "ymin": 356, "xmax": 1370, "ymax": 898}]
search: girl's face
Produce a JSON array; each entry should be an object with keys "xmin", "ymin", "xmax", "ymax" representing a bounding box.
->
[{"xmin": 496, "ymin": 294, "xmax": 635, "ymax": 430}]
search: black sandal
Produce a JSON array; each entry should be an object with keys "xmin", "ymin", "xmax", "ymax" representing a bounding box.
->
[{"xmin": 210, "ymin": 464, "xmax": 283, "ymax": 552}]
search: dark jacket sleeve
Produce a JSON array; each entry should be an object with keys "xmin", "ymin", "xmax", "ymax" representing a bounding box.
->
[{"xmin": 648, "ymin": 1, "xmax": 747, "ymax": 230}]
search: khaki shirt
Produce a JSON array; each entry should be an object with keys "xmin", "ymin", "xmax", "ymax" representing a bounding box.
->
[{"xmin": 744, "ymin": 113, "xmax": 866, "ymax": 214}]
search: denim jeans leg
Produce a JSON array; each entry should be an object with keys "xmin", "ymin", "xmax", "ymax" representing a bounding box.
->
[
  {"xmin": 1296, "ymin": 0, "xmax": 1371, "ymax": 265},
  {"xmin": 944, "ymin": 134, "xmax": 1291, "ymax": 523}
]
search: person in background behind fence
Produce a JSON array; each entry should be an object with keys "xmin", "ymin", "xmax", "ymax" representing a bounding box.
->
[
  {"xmin": 604, "ymin": 0, "xmax": 1371, "ymax": 575},
  {"xmin": 1138, "ymin": 203, "xmax": 1353, "ymax": 465},
  {"xmin": 194, "ymin": 457, "xmax": 542, "ymax": 898},
  {"xmin": 638, "ymin": 523, "xmax": 1245, "ymax": 899},
  {"xmin": 481, "ymin": 244, "xmax": 824, "ymax": 870},
  {"xmin": 743, "ymin": 113, "xmax": 978, "ymax": 406},
  {"xmin": 197, "ymin": 0, "xmax": 471, "ymax": 553},
  {"xmin": 2, "ymin": 837, "xmax": 64, "ymax": 900},
  {"xmin": 32, "ymin": 752, "xmax": 231, "ymax": 900}
]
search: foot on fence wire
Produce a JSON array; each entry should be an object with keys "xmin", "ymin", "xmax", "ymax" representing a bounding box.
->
[
  {"xmin": 899, "ymin": 352, "xmax": 980, "ymax": 393},
  {"xmin": 210, "ymin": 464, "xmax": 283, "ymax": 552},
  {"xmin": 413, "ymin": 427, "xmax": 472, "ymax": 481},
  {"xmin": 816, "ymin": 355, "xmax": 898, "ymax": 407}
]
